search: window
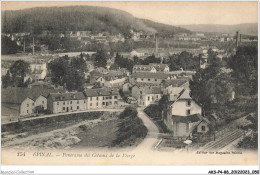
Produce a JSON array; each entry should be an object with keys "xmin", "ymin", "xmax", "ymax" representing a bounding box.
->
[
  {"xmin": 63, "ymin": 102, "xmax": 65, "ymax": 105},
  {"xmin": 90, "ymin": 97, "xmax": 92, "ymax": 101},
  {"xmin": 148, "ymin": 96, "xmax": 150, "ymax": 101},
  {"xmin": 70, "ymin": 107, "xmax": 73, "ymax": 110},
  {"xmin": 155, "ymin": 79, "xmax": 157, "ymax": 81},
  {"xmin": 201, "ymin": 125, "xmax": 206, "ymax": 131},
  {"xmin": 90, "ymin": 103, "xmax": 92, "ymax": 106},
  {"xmin": 77, "ymin": 106, "xmax": 79, "ymax": 109},
  {"xmin": 103, "ymin": 97, "xmax": 105, "ymax": 100},
  {"xmin": 42, "ymin": 101, "xmax": 44, "ymax": 104},
  {"xmin": 77, "ymin": 100, "xmax": 79, "ymax": 104},
  {"xmin": 135, "ymin": 78, "xmax": 137, "ymax": 80},
  {"xmin": 32, "ymin": 103, "xmax": 34, "ymax": 106},
  {"xmin": 187, "ymin": 100, "xmax": 191, "ymax": 107},
  {"xmin": 96, "ymin": 97, "xmax": 98, "ymax": 100},
  {"xmin": 96, "ymin": 102, "xmax": 98, "ymax": 106},
  {"xmin": 63, "ymin": 107, "xmax": 65, "ymax": 111},
  {"xmin": 141, "ymin": 78, "xmax": 144, "ymax": 81},
  {"xmin": 114, "ymin": 101, "xmax": 118, "ymax": 105},
  {"xmin": 186, "ymin": 110, "xmax": 191, "ymax": 115},
  {"xmin": 27, "ymin": 104, "xmax": 29, "ymax": 107},
  {"xmin": 114, "ymin": 96, "xmax": 117, "ymax": 99},
  {"xmin": 148, "ymin": 78, "xmax": 150, "ymax": 81},
  {"xmin": 84, "ymin": 100, "xmax": 86, "ymax": 103},
  {"xmin": 109, "ymin": 96, "xmax": 112, "ymax": 99},
  {"xmin": 70, "ymin": 101, "xmax": 72, "ymax": 104},
  {"xmin": 27, "ymin": 110, "xmax": 29, "ymax": 113},
  {"xmin": 156, "ymin": 95, "xmax": 158, "ymax": 99},
  {"xmin": 103, "ymin": 102, "xmax": 105, "ymax": 105},
  {"xmin": 57, "ymin": 102, "xmax": 59, "ymax": 105}
]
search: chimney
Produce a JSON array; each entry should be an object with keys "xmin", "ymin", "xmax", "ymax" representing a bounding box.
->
[
  {"xmin": 23, "ymin": 37, "xmax": 26, "ymax": 52},
  {"xmin": 236, "ymin": 31, "xmax": 239, "ymax": 48},
  {"xmin": 154, "ymin": 33, "xmax": 158, "ymax": 53},
  {"xmin": 32, "ymin": 36, "xmax": 35, "ymax": 55}
]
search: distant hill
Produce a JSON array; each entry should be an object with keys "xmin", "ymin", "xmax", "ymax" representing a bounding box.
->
[
  {"xmin": 2, "ymin": 6, "xmax": 190, "ymax": 36},
  {"xmin": 179, "ymin": 23, "xmax": 258, "ymax": 36}
]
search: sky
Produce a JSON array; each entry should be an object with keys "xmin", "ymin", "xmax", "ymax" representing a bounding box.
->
[{"xmin": 1, "ymin": 1, "xmax": 258, "ymax": 25}]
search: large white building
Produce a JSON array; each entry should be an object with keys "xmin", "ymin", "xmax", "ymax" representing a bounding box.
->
[
  {"xmin": 47, "ymin": 92, "xmax": 87, "ymax": 114},
  {"xmin": 163, "ymin": 89, "xmax": 210, "ymax": 137}
]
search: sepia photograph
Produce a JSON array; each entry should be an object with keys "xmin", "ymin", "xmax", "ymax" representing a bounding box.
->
[{"xmin": 0, "ymin": 0, "xmax": 258, "ymax": 169}]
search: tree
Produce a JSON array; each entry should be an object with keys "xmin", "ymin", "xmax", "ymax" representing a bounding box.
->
[
  {"xmin": 142, "ymin": 54, "xmax": 161, "ymax": 65},
  {"xmin": 48, "ymin": 57, "xmax": 85, "ymax": 91},
  {"xmin": 94, "ymin": 49, "xmax": 107, "ymax": 68},
  {"xmin": 71, "ymin": 56, "xmax": 87, "ymax": 72},
  {"xmin": 190, "ymin": 65, "xmax": 234, "ymax": 115},
  {"xmin": 1, "ymin": 36, "xmax": 20, "ymax": 54},
  {"xmin": 158, "ymin": 95, "xmax": 170, "ymax": 120},
  {"xmin": 8, "ymin": 60, "xmax": 30, "ymax": 87},
  {"xmin": 228, "ymin": 45, "xmax": 258, "ymax": 95},
  {"xmin": 2, "ymin": 71, "xmax": 11, "ymax": 88}
]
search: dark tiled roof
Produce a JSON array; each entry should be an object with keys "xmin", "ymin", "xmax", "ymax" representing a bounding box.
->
[
  {"xmin": 85, "ymin": 87, "xmax": 119, "ymax": 97},
  {"xmin": 172, "ymin": 114, "xmax": 202, "ymax": 123},
  {"xmin": 164, "ymin": 79, "xmax": 189, "ymax": 87},
  {"xmin": 131, "ymin": 72, "xmax": 169, "ymax": 79},
  {"xmin": 2, "ymin": 87, "xmax": 64, "ymax": 104},
  {"xmin": 48, "ymin": 92, "xmax": 86, "ymax": 101}
]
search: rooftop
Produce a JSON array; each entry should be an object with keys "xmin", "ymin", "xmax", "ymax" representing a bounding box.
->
[
  {"xmin": 131, "ymin": 72, "xmax": 169, "ymax": 79},
  {"xmin": 84, "ymin": 87, "xmax": 119, "ymax": 97},
  {"xmin": 48, "ymin": 92, "xmax": 86, "ymax": 101}
]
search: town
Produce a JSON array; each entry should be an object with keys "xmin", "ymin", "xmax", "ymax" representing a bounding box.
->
[{"xmin": 1, "ymin": 5, "xmax": 258, "ymax": 153}]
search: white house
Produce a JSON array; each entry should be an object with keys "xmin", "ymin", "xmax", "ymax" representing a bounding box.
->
[
  {"xmin": 164, "ymin": 89, "xmax": 207, "ymax": 137},
  {"xmin": 34, "ymin": 95, "xmax": 48, "ymax": 110},
  {"xmin": 84, "ymin": 87, "xmax": 120, "ymax": 109},
  {"xmin": 47, "ymin": 92, "xmax": 87, "ymax": 114},
  {"xmin": 20, "ymin": 97, "xmax": 35, "ymax": 116},
  {"xmin": 148, "ymin": 63, "xmax": 170, "ymax": 73},
  {"xmin": 132, "ymin": 85, "xmax": 164, "ymax": 107}
]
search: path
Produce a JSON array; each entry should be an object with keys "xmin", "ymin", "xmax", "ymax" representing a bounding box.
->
[{"xmin": 134, "ymin": 108, "xmax": 161, "ymax": 151}]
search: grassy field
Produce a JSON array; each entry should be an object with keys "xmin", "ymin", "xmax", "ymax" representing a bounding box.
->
[{"xmin": 71, "ymin": 118, "xmax": 119, "ymax": 149}]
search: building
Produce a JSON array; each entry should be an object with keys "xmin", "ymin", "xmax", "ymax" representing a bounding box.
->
[
  {"xmin": 132, "ymin": 85, "xmax": 165, "ymax": 107},
  {"xmin": 148, "ymin": 63, "xmax": 170, "ymax": 73},
  {"xmin": 133, "ymin": 63, "xmax": 169, "ymax": 74},
  {"xmin": 133, "ymin": 65, "xmax": 157, "ymax": 73},
  {"xmin": 84, "ymin": 87, "xmax": 120, "ymax": 109},
  {"xmin": 2, "ymin": 87, "xmax": 59, "ymax": 117},
  {"xmin": 163, "ymin": 88, "xmax": 207, "ymax": 137},
  {"xmin": 47, "ymin": 92, "xmax": 86, "ymax": 114},
  {"xmin": 131, "ymin": 72, "xmax": 173, "ymax": 84},
  {"xmin": 130, "ymin": 50, "xmax": 145, "ymax": 57},
  {"xmin": 96, "ymin": 75, "xmax": 126, "ymax": 88}
]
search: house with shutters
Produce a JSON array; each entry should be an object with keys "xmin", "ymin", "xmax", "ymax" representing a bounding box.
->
[
  {"xmin": 163, "ymin": 88, "xmax": 210, "ymax": 138},
  {"xmin": 47, "ymin": 92, "xmax": 87, "ymax": 114},
  {"xmin": 130, "ymin": 72, "xmax": 172, "ymax": 84},
  {"xmin": 84, "ymin": 87, "xmax": 120, "ymax": 109}
]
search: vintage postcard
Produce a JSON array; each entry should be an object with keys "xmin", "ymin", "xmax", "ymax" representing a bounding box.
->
[{"xmin": 1, "ymin": 1, "xmax": 258, "ymax": 166}]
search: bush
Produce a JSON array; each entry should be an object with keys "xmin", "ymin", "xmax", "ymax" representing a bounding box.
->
[
  {"xmin": 112, "ymin": 106, "xmax": 148, "ymax": 147},
  {"xmin": 237, "ymin": 134, "xmax": 258, "ymax": 150}
]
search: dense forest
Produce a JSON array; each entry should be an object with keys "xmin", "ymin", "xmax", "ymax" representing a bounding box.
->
[{"xmin": 2, "ymin": 6, "xmax": 190, "ymax": 36}]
